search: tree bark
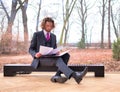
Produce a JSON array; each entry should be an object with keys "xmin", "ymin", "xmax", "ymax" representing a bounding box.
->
[
  {"xmin": 108, "ymin": 0, "xmax": 111, "ymax": 49},
  {"xmin": 1, "ymin": 0, "xmax": 18, "ymax": 53},
  {"xmin": 111, "ymin": 6, "xmax": 118, "ymax": 38},
  {"xmin": 36, "ymin": 0, "xmax": 42, "ymax": 32},
  {"xmin": 18, "ymin": 0, "xmax": 28, "ymax": 44},
  {"xmin": 0, "ymin": 0, "xmax": 10, "ymax": 21},
  {"xmin": 101, "ymin": 0, "xmax": 106, "ymax": 48}
]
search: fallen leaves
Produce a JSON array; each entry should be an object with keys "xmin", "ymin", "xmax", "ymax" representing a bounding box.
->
[{"xmin": 0, "ymin": 48, "xmax": 120, "ymax": 72}]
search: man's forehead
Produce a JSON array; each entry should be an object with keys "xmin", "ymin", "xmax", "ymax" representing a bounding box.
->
[{"xmin": 45, "ymin": 21, "xmax": 53, "ymax": 25}]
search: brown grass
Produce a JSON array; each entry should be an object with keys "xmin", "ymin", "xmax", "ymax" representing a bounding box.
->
[{"xmin": 0, "ymin": 48, "xmax": 120, "ymax": 72}]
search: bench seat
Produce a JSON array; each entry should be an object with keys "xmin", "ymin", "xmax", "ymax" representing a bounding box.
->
[{"xmin": 4, "ymin": 64, "xmax": 104, "ymax": 77}]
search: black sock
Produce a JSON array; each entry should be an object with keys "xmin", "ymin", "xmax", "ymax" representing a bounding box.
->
[{"xmin": 55, "ymin": 70, "xmax": 62, "ymax": 76}]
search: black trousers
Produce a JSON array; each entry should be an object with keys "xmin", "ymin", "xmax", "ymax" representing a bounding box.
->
[{"xmin": 31, "ymin": 53, "xmax": 74, "ymax": 79}]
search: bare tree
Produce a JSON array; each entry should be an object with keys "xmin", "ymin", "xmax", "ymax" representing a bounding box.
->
[
  {"xmin": 108, "ymin": 0, "xmax": 111, "ymax": 49},
  {"xmin": 0, "ymin": 0, "xmax": 29, "ymax": 53},
  {"xmin": 0, "ymin": 15, "xmax": 6, "ymax": 34},
  {"xmin": 110, "ymin": 1, "xmax": 120, "ymax": 39},
  {"xmin": 77, "ymin": 0, "xmax": 88, "ymax": 48},
  {"xmin": 0, "ymin": 0, "xmax": 17, "ymax": 53},
  {"xmin": 62, "ymin": 0, "xmax": 71, "ymax": 45},
  {"xmin": 1, "ymin": 0, "xmax": 29, "ymax": 39},
  {"xmin": 59, "ymin": 0, "xmax": 77, "ymax": 45},
  {"xmin": 118, "ymin": 8, "xmax": 120, "ymax": 38},
  {"xmin": 1, "ymin": 0, "xmax": 20, "ymax": 46},
  {"xmin": 36, "ymin": 0, "xmax": 42, "ymax": 32},
  {"xmin": 18, "ymin": 0, "xmax": 29, "ymax": 43},
  {"xmin": 111, "ymin": 6, "xmax": 118, "ymax": 38},
  {"xmin": 98, "ymin": 0, "xmax": 107, "ymax": 48},
  {"xmin": 6, "ymin": 0, "xmax": 20, "ymax": 41},
  {"xmin": 76, "ymin": 0, "xmax": 95, "ymax": 48},
  {"xmin": 0, "ymin": 0, "xmax": 10, "ymax": 22}
]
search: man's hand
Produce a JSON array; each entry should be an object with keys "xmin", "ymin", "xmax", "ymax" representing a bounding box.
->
[
  {"xmin": 56, "ymin": 51, "xmax": 60, "ymax": 55},
  {"xmin": 35, "ymin": 52, "xmax": 42, "ymax": 58}
]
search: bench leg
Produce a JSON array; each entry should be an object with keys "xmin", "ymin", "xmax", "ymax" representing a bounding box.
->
[
  {"xmin": 94, "ymin": 68, "xmax": 104, "ymax": 77},
  {"xmin": 4, "ymin": 70, "xmax": 16, "ymax": 76}
]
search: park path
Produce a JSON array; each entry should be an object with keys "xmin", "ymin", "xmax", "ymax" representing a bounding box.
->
[{"xmin": 0, "ymin": 72, "xmax": 120, "ymax": 92}]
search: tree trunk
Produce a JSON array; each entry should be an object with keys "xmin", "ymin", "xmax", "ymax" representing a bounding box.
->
[
  {"xmin": 22, "ymin": 0, "xmax": 28, "ymax": 43},
  {"xmin": 18, "ymin": 0, "xmax": 28, "ymax": 43},
  {"xmin": 77, "ymin": 0, "xmax": 88, "ymax": 48},
  {"xmin": 101, "ymin": 0, "xmax": 105, "ymax": 48},
  {"xmin": 36, "ymin": 0, "xmax": 42, "ymax": 32},
  {"xmin": 59, "ymin": 0, "xmax": 77, "ymax": 45},
  {"xmin": 0, "ymin": 0, "xmax": 10, "ymax": 21},
  {"xmin": 64, "ymin": 21, "xmax": 69, "ymax": 45},
  {"xmin": 1, "ymin": 0, "xmax": 18, "ymax": 53},
  {"xmin": 81, "ymin": 0, "xmax": 85, "ymax": 43},
  {"xmin": 111, "ymin": 6, "xmax": 118, "ymax": 38},
  {"xmin": 108, "ymin": 0, "xmax": 111, "ymax": 49}
]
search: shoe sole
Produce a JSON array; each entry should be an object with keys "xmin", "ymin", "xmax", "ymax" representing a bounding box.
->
[
  {"xmin": 51, "ymin": 77, "xmax": 56, "ymax": 83},
  {"xmin": 51, "ymin": 77, "xmax": 67, "ymax": 83},
  {"xmin": 56, "ymin": 77, "xmax": 67, "ymax": 83},
  {"xmin": 75, "ymin": 78, "xmax": 82, "ymax": 84}
]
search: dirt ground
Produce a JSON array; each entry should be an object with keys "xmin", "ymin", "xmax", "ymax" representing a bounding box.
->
[
  {"xmin": 0, "ymin": 72, "xmax": 120, "ymax": 92},
  {"xmin": 0, "ymin": 48, "xmax": 120, "ymax": 72}
]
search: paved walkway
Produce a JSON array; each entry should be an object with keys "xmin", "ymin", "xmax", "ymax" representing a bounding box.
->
[{"xmin": 0, "ymin": 72, "xmax": 120, "ymax": 92}]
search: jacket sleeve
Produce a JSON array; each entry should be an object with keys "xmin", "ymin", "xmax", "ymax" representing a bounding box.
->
[
  {"xmin": 51, "ymin": 34, "xmax": 57, "ymax": 49},
  {"xmin": 54, "ymin": 35, "xmax": 57, "ymax": 49},
  {"xmin": 29, "ymin": 32, "xmax": 37, "ymax": 58}
]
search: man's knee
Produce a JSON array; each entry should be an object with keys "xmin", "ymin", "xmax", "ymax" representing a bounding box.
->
[{"xmin": 62, "ymin": 53, "xmax": 70, "ymax": 64}]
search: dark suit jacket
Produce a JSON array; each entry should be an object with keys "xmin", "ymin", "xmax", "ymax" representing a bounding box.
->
[{"xmin": 29, "ymin": 30, "xmax": 57, "ymax": 68}]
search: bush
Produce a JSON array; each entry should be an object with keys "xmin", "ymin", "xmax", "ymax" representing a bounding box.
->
[
  {"xmin": 77, "ymin": 38, "xmax": 85, "ymax": 49},
  {"xmin": 0, "ymin": 32, "xmax": 29, "ymax": 54},
  {"xmin": 0, "ymin": 33, "xmax": 12, "ymax": 54},
  {"xmin": 112, "ymin": 38, "xmax": 120, "ymax": 61}
]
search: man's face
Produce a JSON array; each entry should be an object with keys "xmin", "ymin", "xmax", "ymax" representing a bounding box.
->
[{"xmin": 44, "ymin": 21, "xmax": 54, "ymax": 32}]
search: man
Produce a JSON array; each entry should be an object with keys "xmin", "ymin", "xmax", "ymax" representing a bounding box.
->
[{"xmin": 29, "ymin": 17, "xmax": 88, "ymax": 84}]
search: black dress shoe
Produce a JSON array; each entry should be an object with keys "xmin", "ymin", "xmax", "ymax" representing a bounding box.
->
[
  {"xmin": 80, "ymin": 67, "xmax": 88, "ymax": 78},
  {"xmin": 73, "ymin": 67, "xmax": 88, "ymax": 84},
  {"xmin": 73, "ymin": 72, "xmax": 82, "ymax": 84},
  {"xmin": 51, "ymin": 76, "xmax": 68, "ymax": 83}
]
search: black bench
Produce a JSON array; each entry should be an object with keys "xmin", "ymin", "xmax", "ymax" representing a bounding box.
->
[{"xmin": 3, "ymin": 64, "xmax": 104, "ymax": 77}]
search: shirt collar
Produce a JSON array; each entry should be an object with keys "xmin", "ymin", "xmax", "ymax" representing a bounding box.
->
[{"xmin": 43, "ymin": 30, "xmax": 50, "ymax": 36}]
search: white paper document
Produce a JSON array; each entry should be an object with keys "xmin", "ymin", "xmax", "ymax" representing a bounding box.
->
[
  {"xmin": 39, "ymin": 45, "xmax": 61, "ymax": 55},
  {"xmin": 56, "ymin": 50, "xmax": 69, "ymax": 56},
  {"xmin": 39, "ymin": 45, "xmax": 69, "ymax": 56}
]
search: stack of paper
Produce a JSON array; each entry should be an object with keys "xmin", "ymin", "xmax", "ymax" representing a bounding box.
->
[
  {"xmin": 39, "ymin": 45, "xmax": 69, "ymax": 56},
  {"xmin": 39, "ymin": 46, "xmax": 60, "ymax": 55}
]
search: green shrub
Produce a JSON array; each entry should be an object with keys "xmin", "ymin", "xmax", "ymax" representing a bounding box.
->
[
  {"xmin": 112, "ymin": 38, "xmax": 120, "ymax": 61},
  {"xmin": 77, "ymin": 38, "xmax": 85, "ymax": 49}
]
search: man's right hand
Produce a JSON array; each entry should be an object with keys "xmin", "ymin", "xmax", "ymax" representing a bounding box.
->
[{"xmin": 35, "ymin": 52, "xmax": 42, "ymax": 58}]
